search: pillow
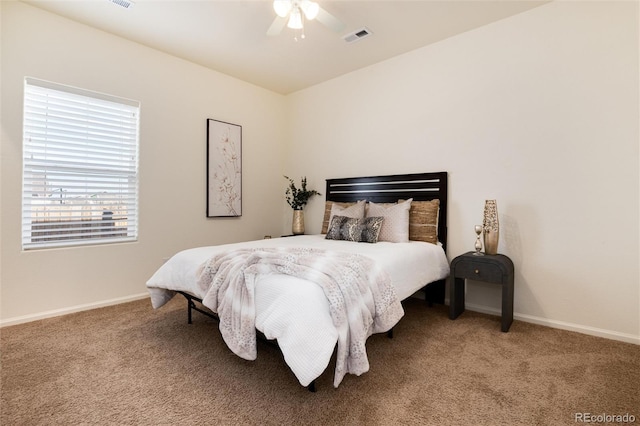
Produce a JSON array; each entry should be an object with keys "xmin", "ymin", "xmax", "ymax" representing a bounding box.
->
[
  {"xmin": 404, "ymin": 199, "xmax": 440, "ymax": 244},
  {"xmin": 366, "ymin": 198, "xmax": 412, "ymax": 243},
  {"xmin": 325, "ymin": 215, "xmax": 384, "ymax": 243},
  {"xmin": 321, "ymin": 200, "xmax": 366, "ymax": 234}
]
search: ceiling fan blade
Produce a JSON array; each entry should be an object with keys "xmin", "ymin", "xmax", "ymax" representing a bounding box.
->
[
  {"xmin": 315, "ymin": 6, "xmax": 345, "ymax": 33},
  {"xmin": 267, "ymin": 16, "xmax": 287, "ymax": 36}
]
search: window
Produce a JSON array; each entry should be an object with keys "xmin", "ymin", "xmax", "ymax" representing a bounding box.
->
[{"xmin": 22, "ymin": 78, "xmax": 140, "ymax": 250}]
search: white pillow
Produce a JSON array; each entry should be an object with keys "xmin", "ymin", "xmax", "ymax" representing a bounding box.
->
[
  {"xmin": 327, "ymin": 200, "xmax": 365, "ymax": 230},
  {"xmin": 366, "ymin": 198, "xmax": 412, "ymax": 243}
]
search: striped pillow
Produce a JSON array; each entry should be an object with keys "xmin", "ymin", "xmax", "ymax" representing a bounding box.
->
[{"xmin": 405, "ymin": 199, "xmax": 440, "ymax": 244}]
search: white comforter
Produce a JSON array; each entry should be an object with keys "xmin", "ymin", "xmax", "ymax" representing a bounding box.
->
[
  {"xmin": 197, "ymin": 247, "xmax": 404, "ymax": 387},
  {"xmin": 146, "ymin": 235, "xmax": 449, "ymax": 387}
]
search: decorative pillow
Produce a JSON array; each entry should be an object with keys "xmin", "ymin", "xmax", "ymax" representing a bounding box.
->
[
  {"xmin": 366, "ymin": 198, "xmax": 412, "ymax": 243},
  {"xmin": 321, "ymin": 200, "xmax": 366, "ymax": 234},
  {"xmin": 325, "ymin": 215, "xmax": 384, "ymax": 243},
  {"xmin": 404, "ymin": 199, "xmax": 440, "ymax": 244}
]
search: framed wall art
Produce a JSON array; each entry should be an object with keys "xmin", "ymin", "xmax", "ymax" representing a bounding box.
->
[{"xmin": 206, "ymin": 118, "xmax": 242, "ymax": 217}]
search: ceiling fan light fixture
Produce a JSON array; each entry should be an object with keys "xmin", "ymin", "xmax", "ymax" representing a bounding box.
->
[
  {"xmin": 268, "ymin": 0, "xmax": 344, "ymax": 39},
  {"xmin": 273, "ymin": 0, "xmax": 292, "ymax": 18},
  {"xmin": 300, "ymin": 0, "xmax": 319, "ymax": 20},
  {"xmin": 287, "ymin": 8, "xmax": 303, "ymax": 29}
]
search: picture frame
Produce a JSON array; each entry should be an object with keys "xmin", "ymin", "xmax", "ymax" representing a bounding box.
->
[{"xmin": 206, "ymin": 118, "xmax": 242, "ymax": 217}]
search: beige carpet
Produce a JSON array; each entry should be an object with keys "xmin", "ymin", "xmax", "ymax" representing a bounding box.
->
[{"xmin": 1, "ymin": 296, "xmax": 638, "ymax": 425}]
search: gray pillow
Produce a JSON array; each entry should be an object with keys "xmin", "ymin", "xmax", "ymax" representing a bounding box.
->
[{"xmin": 325, "ymin": 215, "xmax": 384, "ymax": 243}]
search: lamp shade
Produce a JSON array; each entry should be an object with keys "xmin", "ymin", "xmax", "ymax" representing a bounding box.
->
[
  {"xmin": 287, "ymin": 7, "xmax": 303, "ymax": 29},
  {"xmin": 300, "ymin": 0, "xmax": 319, "ymax": 20},
  {"xmin": 273, "ymin": 0, "xmax": 292, "ymax": 18}
]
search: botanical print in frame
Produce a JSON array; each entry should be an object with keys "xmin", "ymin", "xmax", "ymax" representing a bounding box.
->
[{"xmin": 207, "ymin": 119, "xmax": 242, "ymax": 217}]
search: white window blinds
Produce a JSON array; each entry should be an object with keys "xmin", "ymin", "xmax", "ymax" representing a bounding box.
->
[{"xmin": 22, "ymin": 78, "xmax": 140, "ymax": 250}]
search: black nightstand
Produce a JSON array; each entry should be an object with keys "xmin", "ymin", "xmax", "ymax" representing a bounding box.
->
[{"xmin": 449, "ymin": 252, "xmax": 515, "ymax": 332}]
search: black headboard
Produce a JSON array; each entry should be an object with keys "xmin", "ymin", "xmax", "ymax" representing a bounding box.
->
[{"xmin": 325, "ymin": 172, "xmax": 448, "ymax": 251}]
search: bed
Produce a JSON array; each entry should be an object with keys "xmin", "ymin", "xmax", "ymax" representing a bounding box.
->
[{"xmin": 146, "ymin": 172, "xmax": 450, "ymax": 391}]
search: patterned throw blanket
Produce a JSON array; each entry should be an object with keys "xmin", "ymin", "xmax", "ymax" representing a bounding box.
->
[{"xmin": 196, "ymin": 247, "xmax": 404, "ymax": 387}]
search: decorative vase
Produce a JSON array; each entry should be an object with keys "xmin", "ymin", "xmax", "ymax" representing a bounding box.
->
[
  {"xmin": 292, "ymin": 209, "xmax": 305, "ymax": 235},
  {"xmin": 483, "ymin": 200, "xmax": 499, "ymax": 255}
]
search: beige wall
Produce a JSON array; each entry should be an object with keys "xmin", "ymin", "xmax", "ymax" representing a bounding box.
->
[
  {"xmin": 1, "ymin": 1, "xmax": 639, "ymax": 344},
  {"xmin": 285, "ymin": 1, "xmax": 639, "ymax": 342},
  {"xmin": 1, "ymin": 2, "xmax": 287, "ymax": 321}
]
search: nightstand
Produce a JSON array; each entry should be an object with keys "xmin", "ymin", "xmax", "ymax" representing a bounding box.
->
[{"xmin": 449, "ymin": 252, "xmax": 514, "ymax": 332}]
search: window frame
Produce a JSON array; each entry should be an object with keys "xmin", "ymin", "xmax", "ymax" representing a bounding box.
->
[{"xmin": 21, "ymin": 78, "xmax": 140, "ymax": 250}]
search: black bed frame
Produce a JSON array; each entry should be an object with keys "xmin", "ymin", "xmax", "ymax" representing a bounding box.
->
[
  {"xmin": 325, "ymin": 171, "xmax": 448, "ymax": 305},
  {"xmin": 178, "ymin": 171, "xmax": 448, "ymax": 391}
]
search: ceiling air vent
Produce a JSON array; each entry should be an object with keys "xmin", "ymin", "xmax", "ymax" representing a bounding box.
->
[
  {"xmin": 343, "ymin": 27, "xmax": 372, "ymax": 44},
  {"xmin": 108, "ymin": 0, "xmax": 134, "ymax": 9}
]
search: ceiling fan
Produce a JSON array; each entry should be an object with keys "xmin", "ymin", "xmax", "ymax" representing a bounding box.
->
[{"xmin": 267, "ymin": 0, "xmax": 346, "ymax": 39}]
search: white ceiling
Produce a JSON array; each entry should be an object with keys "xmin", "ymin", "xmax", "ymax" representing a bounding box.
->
[{"xmin": 22, "ymin": 0, "xmax": 547, "ymax": 94}]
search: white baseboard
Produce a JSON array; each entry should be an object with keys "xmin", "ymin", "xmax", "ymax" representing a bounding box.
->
[
  {"xmin": 3, "ymin": 294, "xmax": 639, "ymax": 346},
  {"xmin": 0, "ymin": 293, "xmax": 150, "ymax": 328},
  {"xmin": 463, "ymin": 302, "xmax": 640, "ymax": 345}
]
